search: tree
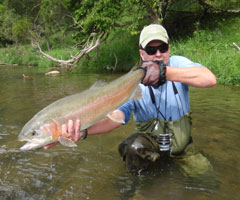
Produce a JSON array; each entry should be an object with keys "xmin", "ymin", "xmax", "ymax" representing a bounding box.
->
[
  {"xmin": 1, "ymin": 0, "xmax": 239, "ymax": 66},
  {"xmin": 36, "ymin": 0, "xmax": 175, "ymax": 67},
  {"xmin": 72, "ymin": 0, "xmax": 172, "ymax": 43},
  {"xmin": 36, "ymin": 0, "xmax": 72, "ymax": 51},
  {"xmin": 0, "ymin": 3, "xmax": 16, "ymax": 46},
  {"xmin": 32, "ymin": 0, "xmax": 240, "ymax": 68}
]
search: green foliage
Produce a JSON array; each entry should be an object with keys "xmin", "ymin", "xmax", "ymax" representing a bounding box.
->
[
  {"xmin": 0, "ymin": 45, "xmax": 34, "ymax": 65},
  {"xmin": 7, "ymin": 0, "xmax": 41, "ymax": 18},
  {"xmin": 169, "ymin": 0, "xmax": 201, "ymax": 12},
  {"xmin": 0, "ymin": 0, "xmax": 72, "ymax": 46},
  {"xmin": 0, "ymin": 3, "xmax": 18, "ymax": 45},
  {"xmin": 119, "ymin": 0, "xmax": 163, "ymax": 35},
  {"xmin": 170, "ymin": 14, "xmax": 240, "ymax": 86},
  {"xmin": 0, "ymin": 44, "xmax": 76, "ymax": 67},
  {"xmin": 73, "ymin": 0, "xmax": 122, "ymax": 42},
  {"xmin": 1, "ymin": 0, "xmax": 240, "ymax": 47},
  {"xmin": 39, "ymin": 0, "xmax": 71, "ymax": 33},
  {"xmin": 208, "ymin": 0, "xmax": 240, "ymax": 10},
  {"xmin": 72, "ymin": 0, "xmax": 172, "ymax": 43},
  {"xmin": 40, "ymin": 32, "xmax": 76, "ymax": 51},
  {"xmin": 78, "ymin": 29, "xmax": 139, "ymax": 73},
  {"xmin": 0, "ymin": 0, "xmax": 240, "ymax": 85},
  {"xmin": 12, "ymin": 18, "xmax": 32, "ymax": 43}
]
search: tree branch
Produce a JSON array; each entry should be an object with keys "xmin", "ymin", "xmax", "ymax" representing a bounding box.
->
[
  {"xmin": 233, "ymin": 42, "xmax": 240, "ymax": 51},
  {"xmin": 30, "ymin": 31, "xmax": 104, "ymax": 68}
]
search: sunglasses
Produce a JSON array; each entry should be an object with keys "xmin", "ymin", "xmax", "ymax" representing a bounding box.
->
[{"xmin": 143, "ymin": 43, "xmax": 169, "ymax": 55}]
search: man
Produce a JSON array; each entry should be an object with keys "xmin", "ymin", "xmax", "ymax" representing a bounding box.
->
[{"xmin": 45, "ymin": 24, "xmax": 216, "ymax": 175}]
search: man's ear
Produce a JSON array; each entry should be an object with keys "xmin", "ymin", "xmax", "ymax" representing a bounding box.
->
[{"xmin": 139, "ymin": 49, "xmax": 144, "ymax": 60}]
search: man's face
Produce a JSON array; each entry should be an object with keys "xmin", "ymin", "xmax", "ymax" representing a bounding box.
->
[{"xmin": 139, "ymin": 40, "xmax": 170, "ymax": 65}]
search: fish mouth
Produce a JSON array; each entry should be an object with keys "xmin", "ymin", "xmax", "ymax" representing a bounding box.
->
[
  {"xmin": 18, "ymin": 136, "xmax": 44, "ymax": 151},
  {"xmin": 20, "ymin": 141, "xmax": 42, "ymax": 151},
  {"xmin": 18, "ymin": 136, "xmax": 41, "ymax": 143},
  {"xmin": 19, "ymin": 136, "xmax": 52, "ymax": 151}
]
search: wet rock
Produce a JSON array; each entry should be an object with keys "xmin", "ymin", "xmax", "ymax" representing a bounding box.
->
[{"xmin": 45, "ymin": 70, "xmax": 60, "ymax": 76}]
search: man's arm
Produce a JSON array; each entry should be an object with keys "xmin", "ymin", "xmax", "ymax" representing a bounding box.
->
[
  {"xmin": 44, "ymin": 110, "xmax": 124, "ymax": 149},
  {"xmin": 166, "ymin": 66, "xmax": 216, "ymax": 88},
  {"xmin": 142, "ymin": 61, "xmax": 216, "ymax": 88},
  {"xmin": 87, "ymin": 110, "xmax": 124, "ymax": 136}
]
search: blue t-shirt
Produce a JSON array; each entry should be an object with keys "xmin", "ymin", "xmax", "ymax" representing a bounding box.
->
[{"xmin": 119, "ymin": 55, "xmax": 203, "ymax": 123}]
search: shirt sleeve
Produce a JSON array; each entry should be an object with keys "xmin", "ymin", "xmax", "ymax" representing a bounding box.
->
[
  {"xmin": 118, "ymin": 100, "xmax": 134, "ymax": 124},
  {"xmin": 169, "ymin": 55, "xmax": 204, "ymax": 88},
  {"xmin": 170, "ymin": 55, "xmax": 204, "ymax": 68}
]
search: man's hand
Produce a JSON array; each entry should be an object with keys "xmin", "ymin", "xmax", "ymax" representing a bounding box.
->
[
  {"xmin": 141, "ymin": 61, "xmax": 161, "ymax": 87},
  {"xmin": 141, "ymin": 60, "xmax": 167, "ymax": 88},
  {"xmin": 43, "ymin": 119, "xmax": 82, "ymax": 149}
]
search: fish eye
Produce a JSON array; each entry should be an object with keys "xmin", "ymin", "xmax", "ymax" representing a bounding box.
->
[{"xmin": 32, "ymin": 130, "xmax": 36, "ymax": 136}]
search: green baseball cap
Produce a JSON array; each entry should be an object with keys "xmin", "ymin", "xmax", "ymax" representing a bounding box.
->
[{"xmin": 139, "ymin": 24, "xmax": 169, "ymax": 48}]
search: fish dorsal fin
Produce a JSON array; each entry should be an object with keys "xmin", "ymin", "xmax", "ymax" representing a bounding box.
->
[
  {"xmin": 90, "ymin": 80, "xmax": 107, "ymax": 89},
  {"xmin": 131, "ymin": 85, "xmax": 142, "ymax": 100},
  {"xmin": 107, "ymin": 110, "xmax": 125, "ymax": 124},
  {"xmin": 58, "ymin": 136, "xmax": 77, "ymax": 147}
]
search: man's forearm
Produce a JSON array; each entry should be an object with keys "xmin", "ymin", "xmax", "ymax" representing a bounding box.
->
[
  {"xmin": 166, "ymin": 66, "xmax": 216, "ymax": 88},
  {"xmin": 87, "ymin": 110, "xmax": 124, "ymax": 135}
]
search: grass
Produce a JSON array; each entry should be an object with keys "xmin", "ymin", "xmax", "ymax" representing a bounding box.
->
[
  {"xmin": 77, "ymin": 29, "xmax": 140, "ymax": 73},
  {"xmin": 170, "ymin": 13, "xmax": 240, "ymax": 85},
  {"xmin": 0, "ymin": 12, "xmax": 240, "ymax": 85}
]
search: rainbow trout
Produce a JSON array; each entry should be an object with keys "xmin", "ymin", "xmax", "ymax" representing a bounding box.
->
[{"xmin": 18, "ymin": 67, "xmax": 145, "ymax": 150}]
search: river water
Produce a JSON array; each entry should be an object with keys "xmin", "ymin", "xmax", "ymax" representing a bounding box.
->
[{"xmin": 0, "ymin": 65, "xmax": 239, "ymax": 200}]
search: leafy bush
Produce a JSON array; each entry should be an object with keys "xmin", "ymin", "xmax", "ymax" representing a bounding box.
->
[
  {"xmin": 77, "ymin": 29, "xmax": 140, "ymax": 73},
  {"xmin": 0, "ymin": 12, "xmax": 240, "ymax": 85}
]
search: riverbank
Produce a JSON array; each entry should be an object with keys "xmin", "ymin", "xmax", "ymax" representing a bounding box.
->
[{"xmin": 0, "ymin": 12, "xmax": 239, "ymax": 86}]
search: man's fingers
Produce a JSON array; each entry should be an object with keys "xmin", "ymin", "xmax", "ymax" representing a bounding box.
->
[
  {"xmin": 142, "ymin": 73, "xmax": 150, "ymax": 85},
  {"xmin": 43, "ymin": 119, "xmax": 80, "ymax": 149},
  {"xmin": 73, "ymin": 119, "xmax": 81, "ymax": 142},
  {"xmin": 67, "ymin": 120, "xmax": 74, "ymax": 138},
  {"xmin": 62, "ymin": 123, "xmax": 68, "ymax": 137}
]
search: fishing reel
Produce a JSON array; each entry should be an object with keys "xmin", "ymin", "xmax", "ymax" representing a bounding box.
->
[
  {"xmin": 158, "ymin": 132, "xmax": 172, "ymax": 157},
  {"xmin": 151, "ymin": 119, "xmax": 172, "ymax": 157},
  {"xmin": 157, "ymin": 122, "xmax": 172, "ymax": 157},
  {"xmin": 158, "ymin": 133, "xmax": 171, "ymax": 151}
]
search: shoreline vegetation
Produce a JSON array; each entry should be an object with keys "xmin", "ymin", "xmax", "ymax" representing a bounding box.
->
[{"xmin": 0, "ymin": 12, "xmax": 240, "ymax": 86}]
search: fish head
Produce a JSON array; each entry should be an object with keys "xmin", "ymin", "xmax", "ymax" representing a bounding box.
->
[{"xmin": 18, "ymin": 117, "xmax": 58, "ymax": 150}]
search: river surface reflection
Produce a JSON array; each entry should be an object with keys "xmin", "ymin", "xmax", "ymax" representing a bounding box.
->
[{"xmin": 0, "ymin": 65, "xmax": 240, "ymax": 200}]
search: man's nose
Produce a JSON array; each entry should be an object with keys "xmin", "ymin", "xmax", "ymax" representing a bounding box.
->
[{"xmin": 155, "ymin": 49, "xmax": 162, "ymax": 56}]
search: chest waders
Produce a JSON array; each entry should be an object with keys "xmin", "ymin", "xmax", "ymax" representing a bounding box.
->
[
  {"xmin": 118, "ymin": 82, "xmax": 192, "ymax": 172},
  {"xmin": 136, "ymin": 82, "xmax": 192, "ymax": 156}
]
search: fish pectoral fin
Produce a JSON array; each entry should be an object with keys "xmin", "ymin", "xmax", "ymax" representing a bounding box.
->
[
  {"xmin": 131, "ymin": 85, "xmax": 142, "ymax": 100},
  {"xmin": 107, "ymin": 110, "xmax": 125, "ymax": 124},
  {"xmin": 58, "ymin": 136, "xmax": 77, "ymax": 147}
]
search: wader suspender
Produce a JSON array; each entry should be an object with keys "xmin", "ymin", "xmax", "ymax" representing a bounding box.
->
[
  {"xmin": 148, "ymin": 82, "xmax": 192, "ymax": 144},
  {"xmin": 148, "ymin": 81, "xmax": 183, "ymax": 120},
  {"xmin": 148, "ymin": 81, "xmax": 180, "ymax": 116},
  {"xmin": 148, "ymin": 85, "xmax": 168, "ymax": 133},
  {"xmin": 148, "ymin": 86, "xmax": 166, "ymax": 120},
  {"xmin": 148, "ymin": 81, "xmax": 181, "ymax": 133}
]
